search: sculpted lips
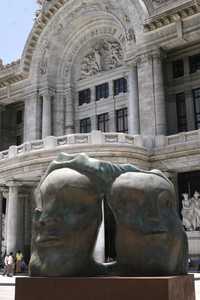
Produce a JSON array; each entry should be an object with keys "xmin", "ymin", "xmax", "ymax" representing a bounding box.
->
[
  {"xmin": 36, "ymin": 235, "xmax": 64, "ymax": 247},
  {"xmin": 36, "ymin": 227, "xmax": 65, "ymax": 246}
]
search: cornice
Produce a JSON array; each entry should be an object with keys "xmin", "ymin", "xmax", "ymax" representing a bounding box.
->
[
  {"xmin": 0, "ymin": 60, "xmax": 25, "ymax": 88},
  {"xmin": 21, "ymin": 0, "xmax": 64, "ymax": 74},
  {"xmin": 144, "ymin": 0, "xmax": 200, "ymax": 31},
  {"xmin": 0, "ymin": 0, "xmax": 65, "ymax": 89}
]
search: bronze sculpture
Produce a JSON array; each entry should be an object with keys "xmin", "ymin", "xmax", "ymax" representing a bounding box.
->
[{"xmin": 29, "ymin": 153, "xmax": 188, "ymax": 277}]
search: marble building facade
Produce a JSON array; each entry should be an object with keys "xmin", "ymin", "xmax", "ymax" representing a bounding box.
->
[{"xmin": 0, "ymin": 0, "xmax": 200, "ymax": 261}]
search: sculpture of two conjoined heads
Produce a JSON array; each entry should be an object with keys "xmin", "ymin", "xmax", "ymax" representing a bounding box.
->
[{"xmin": 29, "ymin": 153, "xmax": 188, "ymax": 277}]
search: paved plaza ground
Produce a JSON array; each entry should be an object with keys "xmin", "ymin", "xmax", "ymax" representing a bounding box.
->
[{"xmin": 0, "ymin": 273, "xmax": 199, "ymax": 300}]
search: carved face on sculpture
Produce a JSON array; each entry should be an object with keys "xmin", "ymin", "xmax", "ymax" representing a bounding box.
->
[
  {"xmin": 110, "ymin": 172, "xmax": 188, "ymax": 275},
  {"xmin": 193, "ymin": 191, "xmax": 200, "ymax": 200},
  {"xmin": 29, "ymin": 168, "xmax": 102, "ymax": 277}
]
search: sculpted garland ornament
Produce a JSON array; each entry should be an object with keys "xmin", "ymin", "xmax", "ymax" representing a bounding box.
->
[{"xmin": 80, "ymin": 40, "xmax": 123, "ymax": 79}]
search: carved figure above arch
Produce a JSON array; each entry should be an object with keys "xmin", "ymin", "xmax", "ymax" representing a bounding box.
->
[
  {"xmin": 80, "ymin": 39, "xmax": 123, "ymax": 79},
  {"xmin": 57, "ymin": 23, "xmax": 126, "ymax": 84},
  {"xmin": 38, "ymin": 40, "xmax": 50, "ymax": 76}
]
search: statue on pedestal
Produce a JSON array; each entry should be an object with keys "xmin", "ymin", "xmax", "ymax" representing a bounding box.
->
[
  {"xmin": 181, "ymin": 191, "xmax": 200, "ymax": 231},
  {"xmin": 29, "ymin": 153, "xmax": 188, "ymax": 277}
]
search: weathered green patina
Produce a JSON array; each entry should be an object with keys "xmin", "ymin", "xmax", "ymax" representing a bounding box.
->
[{"xmin": 29, "ymin": 153, "xmax": 188, "ymax": 277}]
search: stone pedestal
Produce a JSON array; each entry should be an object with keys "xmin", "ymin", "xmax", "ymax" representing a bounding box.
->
[
  {"xmin": 15, "ymin": 275, "xmax": 195, "ymax": 300},
  {"xmin": 187, "ymin": 231, "xmax": 200, "ymax": 257}
]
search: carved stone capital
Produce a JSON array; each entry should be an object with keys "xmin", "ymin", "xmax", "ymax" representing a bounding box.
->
[
  {"xmin": 0, "ymin": 186, "xmax": 8, "ymax": 198},
  {"xmin": 136, "ymin": 49, "xmax": 166, "ymax": 66},
  {"xmin": 125, "ymin": 57, "xmax": 138, "ymax": 69},
  {"xmin": 151, "ymin": 48, "xmax": 167, "ymax": 61},
  {"xmin": 39, "ymin": 88, "xmax": 55, "ymax": 98},
  {"xmin": 6, "ymin": 180, "xmax": 23, "ymax": 188},
  {"xmin": 136, "ymin": 53, "xmax": 153, "ymax": 66}
]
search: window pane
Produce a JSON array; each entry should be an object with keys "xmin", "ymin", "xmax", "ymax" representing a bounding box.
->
[
  {"xmin": 114, "ymin": 78, "xmax": 127, "ymax": 96},
  {"xmin": 80, "ymin": 118, "xmax": 91, "ymax": 133},
  {"xmin": 176, "ymin": 93, "xmax": 187, "ymax": 132},
  {"xmin": 193, "ymin": 88, "xmax": 200, "ymax": 129},
  {"xmin": 79, "ymin": 89, "xmax": 91, "ymax": 106},
  {"xmin": 116, "ymin": 108, "xmax": 128, "ymax": 133},
  {"xmin": 189, "ymin": 54, "xmax": 200, "ymax": 74},
  {"xmin": 96, "ymin": 83, "xmax": 109, "ymax": 101},
  {"xmin": 97, "ymin": 113, "xmax": 109, "ymax": 132},
  {"xmin": 16, "ymin": 110, "xmax": 23, "ymax": 124},
  {"xmin": 172, "ymin": 60, "xmax": 184, "ymax": 78},
  {"xmin": 16, "ymin": 135, "xmax": 22, "ymax": 146}
]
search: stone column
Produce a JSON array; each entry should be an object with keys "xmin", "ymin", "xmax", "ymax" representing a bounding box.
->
[
  {"xmin": 128, "ymin": 64, "xmax": 140, "ymax": 135},
  {"xmin": 153, "ymin": 51, "xmax": 166, "ymax": 135},
  {"xmin": 0, "ymin": 106, "xmax": 3, "ymax": 149},
  {"xmin": 137, "ymin": 50, "xmax": 166, "ymax": 136},
  {"xmin": 6, "ymin": 182, "xmax": 22, "ymax": 254},
  {"xmin": 53, "ymin": 91, "xmax": 65, "ymax": 136},
  {"xmin": 24, "ymin": 194, "xmax": 32, "ymax": 246},
  {"xmin": 42, "ymin": 93, "xmax": 52, "ymax": 138},
  {"xmin": 185, "ymin": 89, "xmax": 195, "ymax": 131},
  {"xmin": 65, "ymin": 86, "xmax": 74, "ymax": 134},
  {"xmin": 24, "ymin": 192, "xmax": 32, "ymax": 262},
  {"xmin": 24, "ymin": 93, "xmax": 42, "ymax": 141},
  {"xmin": 3, "ymin": 188, "xmax": 8, "ymax": 254},
  {"xmin": 137, "ymin": 54, "xmax": 156, "ymax": 135},
  {"xmin": 0, "ymin": 190, "xmax": 3, "ymax": 254}
]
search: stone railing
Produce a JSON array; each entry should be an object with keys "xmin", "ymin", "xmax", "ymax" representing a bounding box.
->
[
  {"xmin": 155, "ymin": 129, "xmax": 200, "ymax": 148},
  {"xmin": 0, "ymin": 131, "xmax": 144, "ymax": 162}
]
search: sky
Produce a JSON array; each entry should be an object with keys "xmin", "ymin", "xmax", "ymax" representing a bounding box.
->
[{"xmin": 0, "ymin": 0, "xmax": 37, "ymax": 64}]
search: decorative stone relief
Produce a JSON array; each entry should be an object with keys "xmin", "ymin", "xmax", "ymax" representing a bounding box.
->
[
  {"xmin": 152, "ymin": 0, "xmax": 170, "ymax": 5},
  {"xmin": 151, "ymin": 0, "xmax": 172, "ymax": 9},
  {"xmin": 80, "ymin": 40, "xmax": 123, "ymax": 79},
  {"xmin": 54, "ymin": 23, "xmax": 64, "ymax": 36},
  {"xmin": 124, "ymin": 15, "xmax": 135, "ymax": 42},
  {"xmin": 63, "ymin": 25, "xmax": 124, "ymax": 81},
  {"xmin": 36, "ymin": 0, "xmax": 51, "ymax": 7},
  {"xmin": 181, "ymin": 191, "xmax": 200, "ymax": 231},
  {"xmin": 39, "ymin": 41, "xmax": 49, "ymax": 75}
]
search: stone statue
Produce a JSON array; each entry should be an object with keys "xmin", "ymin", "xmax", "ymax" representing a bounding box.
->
[
  {"xmin": 181, "ymin": 191, "xmax": 200, "ymax": 231},
  {"xmin": 181, "ymin": 193, "xmax": 194, "ymax": 230},
  {"xmin": 192, "ymin": 191, "xmax": 200, "ymax": 229},
  {"xmin": 29, "ymin": 153, "xmax": 188, "ymax": 277}
]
